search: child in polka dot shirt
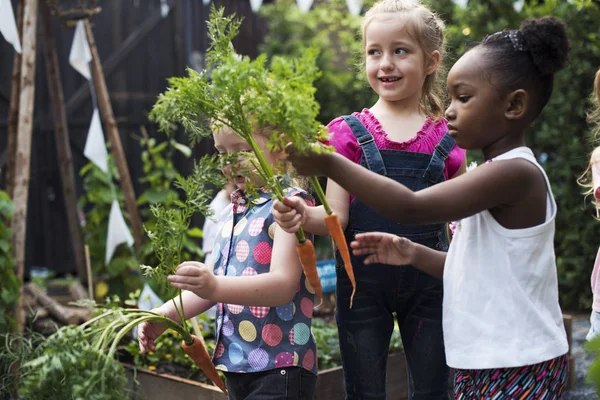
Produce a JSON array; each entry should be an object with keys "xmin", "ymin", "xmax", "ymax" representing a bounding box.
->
[{"xmin": 138, "ymin": 125, "xmax": 318, "ymax": 399}]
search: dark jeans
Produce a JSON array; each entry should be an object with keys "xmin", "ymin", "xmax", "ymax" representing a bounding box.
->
[
  {"xmin": 336, "ymin": 260, "xmax": 449, "ymax": 400},
  {"xmin": 224, "ymin": 367, "xmax": 317, "ymax": 400}
]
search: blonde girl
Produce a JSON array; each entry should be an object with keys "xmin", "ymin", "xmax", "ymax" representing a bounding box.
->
[
  {"xmin": 579, "ymin": 68, "xmax": 600, "ymax": 341},
  {"xmin": 274, "ymin": 1, "xmax": 466, "ymax": 398}
]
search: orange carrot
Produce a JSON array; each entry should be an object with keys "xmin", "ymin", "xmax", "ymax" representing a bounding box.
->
[
  {"xmin": 296, "ymin": 239, "xmax": 323, "ymax": 305},
  {"xmin": 182, "ymin": 335, "xmax": 228, "ymax": 395},
  {"xmin": 324, "ymin": 213, "xmax": 356, "ymax": 308}
]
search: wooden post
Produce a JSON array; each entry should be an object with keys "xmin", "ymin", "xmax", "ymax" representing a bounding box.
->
[
  {"xmin": 12, "ymin": 0, "xmax": 39, "ymax": 332},
  {"xmin": 6, "ymin": 0, "xmax": 24, "ymax": 199},
  {"xmin": 83, "ymin": 19, "xmax": 144, "ymax": 250},
  {"xmin": 40, "ymin": 2, "xmax": 88, "ymax": 284}
]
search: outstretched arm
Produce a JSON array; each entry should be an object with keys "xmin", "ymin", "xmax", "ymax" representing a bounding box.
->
[
  {"xmin": 288, "ymin": 150, "xmax": 540, "ymax": 226},
  {"xmin": 351, "ymin": 232, "xmax": 446, "ymax": 279}
]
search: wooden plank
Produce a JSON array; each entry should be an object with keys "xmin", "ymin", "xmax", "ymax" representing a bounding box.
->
[
  {"xmin": 125, "ymin": 353, "xmax": 409, "ymax": 400},
  {"xmin": 12, "ymin": 0, "xmax": 39, "ymax": 332},
  {"xmin": 63, "ymin": 9, "xmax": 164, "ymax": 117},
  {"xmin": 6, "ymin": 0, "xmax": 24, "ymax": 200},
  {"xmin": 40, "ymin": 1, "xmax": 88, "ymax": 284},
  {"xmin": 315, "ymin": 353, "xmax": 408, "ymax": 400},
  {"xmin": 125, "ymin": 364, "xmax": 227, "ymax": 400},
  {"xmin": 84, "ymin": 19, "xmax": 144, "ymax": 250}
]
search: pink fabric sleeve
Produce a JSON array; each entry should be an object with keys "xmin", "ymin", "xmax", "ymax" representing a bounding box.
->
[
  {"xmin": 592, "ymin": 248, "xmax": 600, "ymax": 312},
  {"xmin": 593, "ymin": 160, "xmax": 600, "ymax": 200},
  {"xmin": 446, "ymin": 145, "xmax": 466, "ymax": 179},
  {"xmin": 326, "ymin": 117, "xmax": 362, "ymax": 164}
]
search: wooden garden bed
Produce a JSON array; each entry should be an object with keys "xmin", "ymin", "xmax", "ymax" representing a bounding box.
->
[{"xmin": 125, "ymin": 352, "xmax": 408, "ymax": 400}]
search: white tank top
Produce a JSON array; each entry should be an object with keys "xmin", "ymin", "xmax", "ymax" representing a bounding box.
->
[{"xmin": 443, "ymin": 147, "xmax": 568, "ymax": 369}]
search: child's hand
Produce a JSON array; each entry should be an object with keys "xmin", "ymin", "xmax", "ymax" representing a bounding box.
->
[
  {"xmin": 286, "ymin": 143, "xmax": 331, "ymax": 177},
  {"xmin": 273, "ymin": 197, "xmax": 307, "ymax": 233},
  {"xmin": 168, "ymin": 261, "xmax": 218, "ymax": 299},
  {"xmin": 138, "ymin": 313, "xmax": 168, "ymax": 354},
  {"xmin": 350, "ymin": 233, "xmax": 416, "ymax": 266}
]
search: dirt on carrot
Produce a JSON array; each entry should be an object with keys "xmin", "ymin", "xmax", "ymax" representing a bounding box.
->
[
  {"xmin": 296, "ymin": 239, "xmax": 323, "ymax": 306},
  {"xmin": 324, "ymin": 213, "xmax": 356, "ymax": 308},
  {"xmin": 182, "ymin": 335, "xmax": 228, "ymax": 395}
]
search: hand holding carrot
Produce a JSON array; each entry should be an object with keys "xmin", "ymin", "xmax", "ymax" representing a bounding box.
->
[
  {"xmin": 273, "ymin": 197, "xmax": 307, "ymax": 234},
  {"xmin": 168, "ymin": 261, "xmax": 219, "ymax": 299},
  {"xmin": 138, "ymin": 315, "xmax": 168, "ymax": 354},
  {"xmin": 351, "ymin": 232, "xmax": 417, "ymax": 266}
]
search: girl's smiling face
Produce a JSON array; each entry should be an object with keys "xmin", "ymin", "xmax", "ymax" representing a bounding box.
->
[
  {"xmin": 364, "ymin": 14, "xmax": 438, "ymax": 105},
  {"xmin": 213, "ymin": 126, "xmax": 282, "ymax": 192}
]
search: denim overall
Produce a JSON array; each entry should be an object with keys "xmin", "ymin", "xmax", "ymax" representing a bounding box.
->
[{"xmin": 336, "ymin": 115, "xmax": 454, "ymax": 400}]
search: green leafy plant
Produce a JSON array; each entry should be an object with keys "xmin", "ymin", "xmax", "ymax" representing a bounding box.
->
[
  {"xmin": 149, "ymin": 7, "xmax": 332, "ymax": 244},
  {"xmin": 136, "ymin": 133, "xmax": 204, "ymax": 301},
  {"xmin": 2, "ymin": 154, "xmax": 225, "ymax": 398},
  {"xmin": 0, "ymin": 190, "xmax": 18, "ymax": 335}
]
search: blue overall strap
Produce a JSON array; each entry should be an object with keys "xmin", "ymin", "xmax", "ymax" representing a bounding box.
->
[
  {"xmin": 423, "ymin": 132, "xmax": 456, "ymax": 183},
  {"xmin": 341, "ymin": 115, "xmax": 387, "ymax": 176}
]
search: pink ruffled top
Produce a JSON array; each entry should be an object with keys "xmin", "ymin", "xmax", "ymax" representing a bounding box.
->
[{"xmin": 327, "ymin": 108, "xmax": 466, "ymax": 179}]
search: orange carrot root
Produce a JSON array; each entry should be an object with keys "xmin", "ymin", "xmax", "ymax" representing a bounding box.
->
[
  {"xmin": 324, "ymin": 213, "xmax": 356, "ymax": 308},
  {"xmin": 296, "ymin": 239, "xmax": 323, "ymax": 307},
  {"xmin": 182, "ymin": 335, "xmax": 228, "ymax": 395}
]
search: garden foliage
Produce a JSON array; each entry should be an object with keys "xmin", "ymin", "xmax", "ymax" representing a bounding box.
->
[{"xmin": 0, "ymin": 190, "xmax": 18, "ymax": 335}]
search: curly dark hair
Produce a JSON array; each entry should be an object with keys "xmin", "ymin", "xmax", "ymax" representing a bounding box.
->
[{"xmin": 474, "ymin": 16, "xmax": 571, "ymax": 121}]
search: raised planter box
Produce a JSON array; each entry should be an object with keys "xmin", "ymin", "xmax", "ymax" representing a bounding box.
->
[{"xmin": 125, "ymin": 353, "xmax": 408, "ymax": 400}]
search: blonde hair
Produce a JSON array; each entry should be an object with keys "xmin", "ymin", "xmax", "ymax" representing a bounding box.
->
[
  {"xmin": 578, "ymin": 68, "xmax": 600, "ymax": 217},
  {"xmin": 361, "ymin": 0, "xmax": 447, "ymax": 119}
]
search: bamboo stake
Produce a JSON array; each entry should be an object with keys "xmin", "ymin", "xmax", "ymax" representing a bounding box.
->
[
  {"xmin": 6, "ymin": 0, "xmax": 24, "ymax": 200},
  {"xmin": 12, "ymin": 0, "xmax": 39, "ymax": 333},
  {"xmin": 40, "ymin": 2, "xmax": 88, "ymax": 283},
  {"xmin": 83, "ymin": 18, "xmax": 144, "ymax": 250},
  {"xmin": 84, "ymin": 245, "xmax": 94, "ymax": 300}
]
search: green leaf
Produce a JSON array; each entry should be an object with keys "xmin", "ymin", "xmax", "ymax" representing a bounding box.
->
[
  {"xmin": 171, "ymin": 141, "xmax": 192, "ymax": 158},
  {"xmin": 186, "ymin": 227, "xmax": 204, "ymax": 238}
]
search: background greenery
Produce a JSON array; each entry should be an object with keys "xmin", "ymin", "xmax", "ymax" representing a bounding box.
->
[
  {"xmin": 260, "ymin": 0, "xmax": 600, "ymax": 311},
  {"xmin": 0, "ymin": 189, "xmax": 17, "ymax": 335}
]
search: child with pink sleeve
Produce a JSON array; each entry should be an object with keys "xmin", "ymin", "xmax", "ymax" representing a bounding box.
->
[{"xmin": 581, "ymin": 68, "xmax": 600, "ymax": 340}]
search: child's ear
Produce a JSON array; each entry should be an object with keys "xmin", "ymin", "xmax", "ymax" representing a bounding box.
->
[
  {"xmin": 425, "ymin": 50, "xmax": 441, "ymax": 75},
  {"xmin": 505, "ymin": 89, "xmax": 528, "ymax": 120}
]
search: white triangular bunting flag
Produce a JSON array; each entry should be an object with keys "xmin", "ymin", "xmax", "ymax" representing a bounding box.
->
[
  {"xmin": 249, "ymin": 0, "xmax": 263, "ymax": 13},
  {"xmin": 105, "ymin": 200, "xmax": 134, "ymax": 264},
  {"xmin": 83, "ymin": 109, "xmax": 108, "ymax": 173},
  {"xmin": 0, "ymin": 0, "xmax": 22, "ymax": 54},
  {"xmin": 160, "ymin": 0, "xmax": 170, "ymax": 17},
  {"xmin": 513, "ymin": 0, "xmax": 524, "ymax": 12},
  {"xmin": 451, "ymin": 0, "xmax": 468, "ymax": 6},
  {"xmin": 346, "ymin": 0, "xmax": 363, "ymax": 16},
  {"xmin": 296, "ymin": 0, "xmax": 313, "ymax": 13},
  {"xmin": 69, "ymin": 20, "xmax": 92, "ymax": 80}
]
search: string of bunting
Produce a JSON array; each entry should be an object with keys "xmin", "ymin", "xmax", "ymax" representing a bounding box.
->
[
  {"xmin": 190, "ymin": 0, "xmax": 552, "ymax": 14},
  {"xmin": 68, "ymin": 20, "xmax": 134, "ymax": 265}
]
